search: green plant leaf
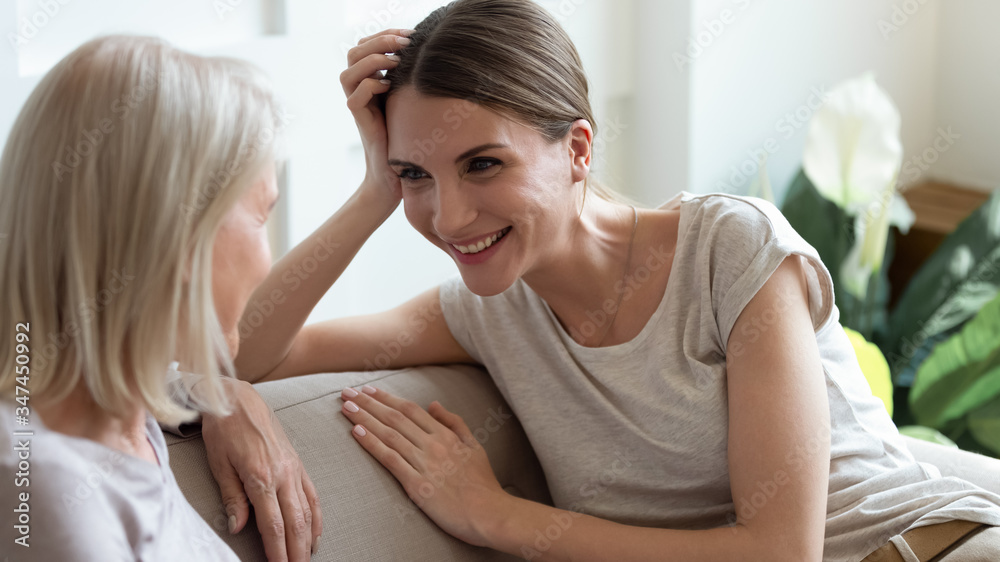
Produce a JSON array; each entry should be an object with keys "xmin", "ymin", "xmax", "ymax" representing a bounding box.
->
[
  {"xmin": 780, "ymin": 169, "xmax": 892, "ymax": 340},
  {"xmin": 910, "ymin": 291, "xmax": 1000, "ymax": 429},
  {"xmin": 968, "ymin": 400, "xmax": 1000, "ymax": 456},
  {"xmin": 884, "ymin": 191, "xmax": 1000, "ymax": 385}
]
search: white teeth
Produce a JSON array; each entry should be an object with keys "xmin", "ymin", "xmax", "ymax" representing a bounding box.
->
[{"xmin": 454, "ymin": 228, "xmax": 508, "ymax": 255}]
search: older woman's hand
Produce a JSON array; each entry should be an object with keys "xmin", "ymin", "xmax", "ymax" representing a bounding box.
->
[
  {"xmin": 202, "ymin": 378, "xmax": 322, "ymax": 562},
  {"xmin": 339, "ymin": 385, "xmax": 509, "ymax": 547}
]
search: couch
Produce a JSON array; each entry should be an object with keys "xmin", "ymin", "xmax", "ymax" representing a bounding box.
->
[{"xmin": 166, "ymin": 364, "xmax": 1000, "ymax": 561}]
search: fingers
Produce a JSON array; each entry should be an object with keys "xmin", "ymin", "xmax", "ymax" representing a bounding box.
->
[
  {"xmin": 349, "ymin": 423, "xmax": 423, "ymax": 495},
  {"xmin": 207, "ymin": 454, "xmax": 251, "ymax": 535},
  {"xmin": 341, "ymin": 394, "xmax": 425, "ymax": 469},
  {"xmin": 357, "ymin": 385, "xmax": 444, "ymax": 434},
  {"xmin": 429, "ymin": 400, "xmax": 479, "ymax": 448},
  {"xmin": 301, "ymin": 468, "xmax": 323, "ymax": 554},
  {"xmin": 340, "ymin": 52, "xmax": 400, "ymax": 97},
  {"xmin": 345, "ymin": 77, "xmax": 393, "ymax": 112},
  {"xmin": 243, "ymin": 476, "xmax": 289, "ymax": 562},
  {"xmin": 357, "ymin": 27, "xmax": 415, "ymax": 47},
  {"xmin": 276, "ymin": 480, "xmax": 311, "ymax": 562},
  {"xmin": 347, "ymin": 33, "xmax": 411, "ymax": 67}
]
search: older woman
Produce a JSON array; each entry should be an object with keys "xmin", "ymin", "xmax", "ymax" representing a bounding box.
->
[
  {"xmin": 233, "ymin": 1, "xmax": 1000, "ymax": 560},
  {"xmin": 0, "ymin": 36, "xmax": 334, "ymax": 560}
]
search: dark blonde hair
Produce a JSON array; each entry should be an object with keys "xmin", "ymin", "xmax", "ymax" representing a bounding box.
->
[{"xmin": 384, "ymin": 0, "xmax": 622, "ymax": 201}]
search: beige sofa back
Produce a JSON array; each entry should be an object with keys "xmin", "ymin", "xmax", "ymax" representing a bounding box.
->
[
  {"xmin": 167, "ymin": 365, "xmax": 551, "ymax": 561},
  {"xmin": 167, "ymin": 364, "xmax": 1000, "ymax": 561}
]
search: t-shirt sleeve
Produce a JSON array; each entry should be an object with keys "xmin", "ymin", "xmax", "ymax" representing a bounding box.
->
[
  {"xmin": 691, "ymin": 194, "xmax": 835, "ymax": 353},
  {"xmin": 439, "ymin": 277, "xmax": 484, "ymax": 364}
]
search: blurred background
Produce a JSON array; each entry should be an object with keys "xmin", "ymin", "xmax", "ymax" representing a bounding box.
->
[{"xmin": 1, "ymin": 0, "xmax": 996, "ymax": 319}]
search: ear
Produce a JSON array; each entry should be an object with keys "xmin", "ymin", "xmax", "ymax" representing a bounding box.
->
[{"xmin": 567, "ymin": 119, "xmax": 593, "ymax": 184}]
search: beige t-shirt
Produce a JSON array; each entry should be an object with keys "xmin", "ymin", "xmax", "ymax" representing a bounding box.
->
[
  {"xmin": 440, "ymin": 191, "xmax": 1000, "ymax": 562},
  {"xmin": 0, "ymin": 401, "xmax": 238, "ymax": 561}
]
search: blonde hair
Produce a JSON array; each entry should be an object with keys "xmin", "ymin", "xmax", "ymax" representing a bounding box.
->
[
  {"xmin": 384, "ymin": 0, "xmax": 628, "ymax": 204},
  {"xmin": 0, "ymin": 35, "xmax": 284, "ymax": 425}
]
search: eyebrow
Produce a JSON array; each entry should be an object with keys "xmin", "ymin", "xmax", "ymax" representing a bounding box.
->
[{"xmin": 387, "ymin": 143, "xmax": 509, "ymax": 168}]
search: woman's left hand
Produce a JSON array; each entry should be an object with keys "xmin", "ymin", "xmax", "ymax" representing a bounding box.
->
[{"xmin": 340, "ymin": 385, "xmax": 508, "ymax": 547}]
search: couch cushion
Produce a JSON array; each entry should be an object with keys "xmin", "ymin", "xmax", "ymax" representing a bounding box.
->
[{"xmin": 167, "ymin": 365, "xmax": 552, "ymax": 561}]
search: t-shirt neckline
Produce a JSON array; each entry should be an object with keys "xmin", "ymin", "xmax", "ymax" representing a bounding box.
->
[{"xmin": 524, "ymin": 191, "xmax": 692, "ymax": 358}]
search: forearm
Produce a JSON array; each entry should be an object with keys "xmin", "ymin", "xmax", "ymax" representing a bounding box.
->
[
  {"xmin": 486, "ymin": 495, "xmax": 807, "ymax": 562},
  {"xmin": 234, "ymin": 185, "xmax": 396, "ymax": 381}
]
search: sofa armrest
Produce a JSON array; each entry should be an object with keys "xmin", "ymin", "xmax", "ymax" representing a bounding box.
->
[
  {"xmin": 902, "ymin": 435, "xmax": 1000, "ymax": 495},
  {"xmin": 167, "ymin": 364, "xmax": 551, "ymax": 561}
]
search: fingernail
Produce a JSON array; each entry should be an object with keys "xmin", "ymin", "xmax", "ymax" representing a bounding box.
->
[
  {"xmin": 386, "ymin": 54, "xmax": 401, "ymax": 62},
  {"xmin": 400, "ymin": 29, "xmax": 416, "ymax": 36},
  {"xmin": 380, "ymin": 79, "xmax": 391, "ymax": 85},
  {"xmin": 362, "ymin": 385, "xmax": 377, "ymax": 395},
  {"xmin": 341, "ymin": 386, "xmax": 358, "ymax": 398},
  {"xmin": 396, "ymin": 37, "xmax": 411, "ymax": 46},
  {"xmin": 312, "ymin": 536, "xmax": 321, "ymax": 554},
  {"xmin": 344, "ymin": 400, "xmax": 360, "ymax": 413},
  {"xmin": 353, "ymin": 424, "xmax": 367, "ymax": 437},
  {"xmin": 228, "ymin": 514, "xmax": 237, "ymax": 534}
]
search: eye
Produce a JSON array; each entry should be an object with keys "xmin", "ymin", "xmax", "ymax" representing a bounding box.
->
[
  {"xmin": 467, "ymin": 158, "xmax": 500, "ymax": 174},
  {"xmin": 397, "ymin": 168, "xmax": 429, "ymax": 182}
]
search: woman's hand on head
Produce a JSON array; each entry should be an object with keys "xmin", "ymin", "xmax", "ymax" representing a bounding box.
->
[
  {"xmin": 340, "ymin": 29, "xmax": 413, "ymax": 212},
  {"xmin": 339, "ymin": 385, "xmax": 511, "ymax": 547}
]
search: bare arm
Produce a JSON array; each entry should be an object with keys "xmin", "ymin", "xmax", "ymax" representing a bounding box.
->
[
  {"xmin": 340, "ymin": 256, "xmax": 830, "ymax": 562},
  {"xmin": 258, "ymin": 286, "xmax": 474, "ymax": 382},
  {"xmin": 233, "ymin": 187, "xmax": 399, "ymax": 382},
  {"xmin": 235, "ymin": 29, "xmax": 417, "ymax": 382}
]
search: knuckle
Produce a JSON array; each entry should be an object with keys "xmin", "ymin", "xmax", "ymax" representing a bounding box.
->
[
  {"xmin": 291, "ymin": 514, "xmax": 309, "ymax": 537},
  {"xmin": 399, "ymin": 400, "xmax": 421, "ymax": 417},
  {"xmin": 385, "ymin": 408, "xmax": 407, "ymax": 426},
  {"xmin": 267, "ymin": 517, "xmax": 285, "ymax": 540}
]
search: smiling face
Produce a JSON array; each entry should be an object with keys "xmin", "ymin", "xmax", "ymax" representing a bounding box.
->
[
  {"xmin": 386, "ymin": 87, "xmax": 591, "ymax": 296},
  {"xmin": 211, "ymin": 160, "xmax": 279, "ymax": 358}
]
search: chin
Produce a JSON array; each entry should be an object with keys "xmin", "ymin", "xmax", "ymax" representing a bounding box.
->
[{"xmin": 457, "ymin": 269, "xmax": 518, "ymax": 297}]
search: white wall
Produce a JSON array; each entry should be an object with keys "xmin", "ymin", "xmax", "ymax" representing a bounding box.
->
[
  {"xmin": 684, "ymin": 0, "xmax": 942, "ymax": 202},
  {"xmin": 931, "ymin": 0, "xmax": 1000, "ymax": 192},
  {"xmin": 2, "ymin": 1, "xmax": 996, "ymax": 325}
]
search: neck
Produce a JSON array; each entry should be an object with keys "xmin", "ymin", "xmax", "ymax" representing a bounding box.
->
[
  {"xmin": 521, "ymin": 196, "xmax": 636, "ymax": 339},
  {"xmin": 36, "ymin": 377, "xmax": 156, "ymax": 465}
]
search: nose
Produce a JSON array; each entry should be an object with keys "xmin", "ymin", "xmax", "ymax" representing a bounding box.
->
[{"xmin": 432, "ymin": 179, "xmax": 478, "ymax": 239}]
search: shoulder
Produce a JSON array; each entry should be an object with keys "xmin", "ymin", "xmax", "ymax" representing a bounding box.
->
[
  {"xmin": 0, "ymin": 433, "xmax": 135, "ymax": 559},
  {"xmin": 678, "ymin": 192, "xmax": 793, "ymax": 249}
]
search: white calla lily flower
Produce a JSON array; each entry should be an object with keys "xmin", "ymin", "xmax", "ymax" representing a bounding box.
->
[
  {"xmin": 802, "ymin": 73, "xmax": 918, "ymax": 299},
  {"xmin": 803, "ymin": 73, "xmax": 904, "ymax": 213}
]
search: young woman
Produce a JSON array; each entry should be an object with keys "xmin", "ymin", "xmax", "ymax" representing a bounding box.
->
[
  {"xmin": 0, "ymin": 36, "xmax": 325, "ymax": 560},
  {"xmin": 232, "ymin": 1, "xmax": 1000, "ymax": 561}
]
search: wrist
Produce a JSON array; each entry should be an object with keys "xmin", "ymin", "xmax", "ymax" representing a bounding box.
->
[
  {"xmin": 356, "ymin": 178, "xmax": 401, "ymax": 221},
  {"xmin": 474, "ymin": 491, "xmax": 525, "ymax": 552}
]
